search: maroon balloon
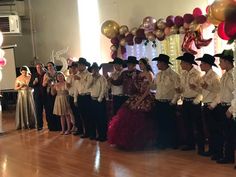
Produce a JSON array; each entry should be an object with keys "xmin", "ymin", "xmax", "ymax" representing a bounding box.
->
[
  {"xmin": 111, "ymin": 51, "xmax": 117, "ymax": 59},
  {"xmin": 193, "ymin": 7, "xmax": 202, "ymax": 17},
  {"xmin": 111, "ymin": 37, "xmax": 119, "ymax": 45},
  {"xmin": 157, "ymin": 36, "xmax": 165, "ymax": 41},
  {"xmin": 217, "ymin": 22, "xmax": 230, "ymax": 40},
  {"xmin": 195, "ymin": 15, "xmax": 207, "ymax": 24},
  {"xmin": 174, "ymin": 16, "xmax": 184, "ymax": 27},
  {"xmin": 134, "ymin": 37, "xmax": 142, "ymax": 44},
  {"xmin": 125, "ymin": 33, "xmax": 134, "ymax": 43},
  {"xmin": 127, "ymin": 41, "xmax": 134, "ymax": 46},
  {"xmin": 183, "ymin": 13, "xmax": 194, "ymax": 24},
  {"xmin": 225, "ymin": 21, "xmax": 236, "ymax": 39},
  {"xmin": 166, "ymin": 15, "xmax": 175, "ymax": 27},
  {"xmin": 136, "ymin": 28, "xmax": 146, "ymax": 39},
  {"xmin": 225, "ymin": 4, "xmax": 236, "ymax": 23}
]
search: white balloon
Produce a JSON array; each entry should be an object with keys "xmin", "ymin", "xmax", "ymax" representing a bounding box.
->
[{"xmin": 0, "ymin": 31, "xmax": 3, "ymax": 46}]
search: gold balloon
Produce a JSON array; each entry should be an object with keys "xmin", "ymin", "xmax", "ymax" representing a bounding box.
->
[
  {"xmin": 211, "ymin": 0, "xmax": 231, "ymax": 21},
  {"xmin": 101, "ymin": 20, "xmax": 120, "ymax": 39},
  {"xmin": 119, "ymin": 25, "xmax": 129, "ymax": 35},
  {"xmin": 189, "ymin": 21, "xmax": 200, "ymax": 32},
  {"xmin": 155, "ymin": 29, "xmax": 165, "ymax": 38},
  {"xmin": 179, "ymin": 26, "xmax": 186, "ymax": 34},
  {"xmin": 170, "ymin": 25, "xmax": 179, "ymax": 35},
  {"xmin": 146, "ymin": 33, "xmax": 156, "ymax": 41},
  {"xmin": 119, "ymin": 39, "xmax": 126, "ymax": 46},
  {"xmin": 110, "ymin": 45, "xmax": 117, "ymax": 52},
  {"xmin": 130, "ymin": 27, "xmax": 137, "ymax": 36},
  {"xmin": 156, "ymin": 19, "xmax": 166, "ymax": 30}
]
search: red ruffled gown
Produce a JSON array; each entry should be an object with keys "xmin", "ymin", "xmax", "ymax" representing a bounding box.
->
[{"xmin": 108, "ymin": 75, "xmax": 157, "ymax": 150}]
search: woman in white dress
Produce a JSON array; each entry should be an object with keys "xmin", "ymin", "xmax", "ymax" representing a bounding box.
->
[{"xmin": 15, "ymin": 66, "xmax": 36, "ymax": 129}]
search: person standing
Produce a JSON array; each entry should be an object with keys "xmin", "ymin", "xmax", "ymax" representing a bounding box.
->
[
  {"xmin": 88, "ymin": 63, "xmax": 108, "ymax": 141},
  {"xmin": 176, "ymin": 53, "xmax": 205, "ymax": 155},
  {"xmin": 195, "ymin": 54, "xmax": 220, "ymax": 157},
  {"xmin": 108, "ymin": 57, "xmax": 126, "ymax": 115},
  {"xmin": 29, "ymin": 63, "xmax": 46, "ymax": 131},
  {"xmin": 74, "ymin": 57, "xmax": 92, "ymax": 138},
  {"xmin": 66, "ymin": 62, "xmax": 83, "ymax": 135},
  {"xmin": 212, "ymin": 49, "xmax": 235, "ymax": 164},
  {"xmin": 152, "ymin": 54, "xmax": 180, "ymax": 149},
  {"xmin": 109, "ymin": 56, "xmax": 140, "ymax": 103},
  {"xmin": 15, "ymin": 66, "xmax": 37, "ymax": 129}
]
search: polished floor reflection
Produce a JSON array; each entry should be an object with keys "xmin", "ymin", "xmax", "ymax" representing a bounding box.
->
[{"xmin": 0, "ymin": 110, "xmax": 235, "ymax": 177}]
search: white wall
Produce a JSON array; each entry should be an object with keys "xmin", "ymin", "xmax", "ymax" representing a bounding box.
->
[{"xmin": 3, "ymin": 0, "xmax": 209, "ymax": 66}]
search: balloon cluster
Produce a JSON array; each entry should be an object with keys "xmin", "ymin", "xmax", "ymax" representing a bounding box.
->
[
  {"xmin": 101, "ymin": 4, "xmax": 225, "ymax": 58},
  {"xmin": 207, "ymin": 0, "xmax": 236, "ymax": 42}
]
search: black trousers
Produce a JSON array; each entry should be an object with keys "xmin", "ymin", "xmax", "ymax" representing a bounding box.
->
[
  {"xmin": 77, "ymin": 95, "xmax": 92, "ymax": 136},
  {"xmin": 34, "ymin": 94, "xmax": 46, "ymax": 129},
  {"xmin": 90, "ymin": 98, "xmax": 108, "ymax": 139},
  {"xmin": 68, "ymin": 95, "xmax": 83, "ymax": 133},
  {"xmin": 44, "ymin": 93, "xmax": 61, "ymax": 131},
  {"xmin": 112, "ymin": 95, "xmax": 127, "ymax": 115},
  {"xmin": 214, "ymin": 104, "xmax": 236, "ymax": 161},
  {"xmin": 155, "ymin": 101, "xmax": 178, "ymax": 148},
  {"xmin": 202, "ymin": 105, "xmax": 218, "ymax": 155},
  {"xmin": 182, "ymin": 100, "xmax": 204, "ymax": 152}
]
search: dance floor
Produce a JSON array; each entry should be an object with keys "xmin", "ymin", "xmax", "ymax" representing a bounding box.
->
[{"xmin": 0, "ymin": 109, "xmax": 235, "ymax": 177}]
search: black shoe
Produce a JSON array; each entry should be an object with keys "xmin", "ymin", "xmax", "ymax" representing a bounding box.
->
[
  {"xmin": 37, "ymin": 127, "xmax": 43, "ymax": 131},
  {"xmin": 216, "ymin": 158, "xmax": 234, "ymax": 164},
  {"xmin": 181, "ymin": 145, "xmax": 195, "ymax": 151},
  {"xmin": 211, "ymin": 155, "xmax": 221, "ymax": 161},
  {"xmin": 80, "ymin": 134, "xmax": 89, "ymax": 138},
  {"xmin": 90, "ymin": 136, "xmax": 96, "ymax": 140}
]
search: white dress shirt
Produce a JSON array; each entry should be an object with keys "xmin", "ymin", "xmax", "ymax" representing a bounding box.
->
[
  {"xmin": 180, "ymin": 67, "xmax": 203, "ymax": 104},
  {"xmin": 110, "ymin": 70, "xmax": 123, "ymax": 96},
  {"xmin": 66, "ymin": 73, "xmax": 77, "ymax": 96},
  {"xmin": 90, "ymin": 74, "xmax": 108, "ymax": 102},
  {"xmin": 73, "ymin": 69, "xmax": 93, "ymax": 102},
  {"xmin": 153, "ymin": 67, "xmax": 181, "ymax": 104},
  {"xmin": 201, "ymin": 69, "xmax": 220, "ymax": 107}
]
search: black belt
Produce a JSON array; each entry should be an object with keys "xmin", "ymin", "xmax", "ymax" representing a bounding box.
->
[
  {"xmin": 220, "ymin": 102, "xmax": 231, "ymax": 107},
  {"xmin": 184, "ymin": 97, "xmax": 195, "ymax": 102},
  {"xmin": 156, "ymin": 99, "xmax": 171, "ymax": 103}
]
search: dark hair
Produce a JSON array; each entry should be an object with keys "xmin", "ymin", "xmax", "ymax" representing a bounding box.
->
[
  {"xmin": 47, "ymin": 62, "xmax": 55, "ymax": 66},
  {"xmin": 139, "ymin": 58, "xmax": 153, "ymax": 73},
  {"xmin": 20, "ymin": 65, "xmax": 31, "ymax": 75}
]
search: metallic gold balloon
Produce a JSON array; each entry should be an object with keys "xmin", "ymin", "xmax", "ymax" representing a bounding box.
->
[
  {"xmin": 170, "ymin": 25, "xmax": 179, "ymax": 35},
  {"xmin": 119, "ymin": 39, "xmax": 126, "ymax": 46},
  {"xmin": 101, "ymin": 20, "xmax": 120, "ymax": 39},
  {"xmin": 119, "ymin": 25, "xmax": 129, "ymax": 35},
  {"xmin": 155, "ymin": 29, "xmax": 165, "ymax": 38},
  {"xmin": 146, "ymin": 32, "xmax": 156, "ymax": 41},
  {"xmin": 189, "ymin": 21, "xmax": 200, "ymax": 31},
  {"xmin": 156, "ymin": 19, "xmax": 166, "ymax": 30},
  {"xmin": 130, "ymin": 27, "xmax": 138, "ymax": 36},
  {"xmin": 211, "ymin": 0, "xmax": 231, "ymax": 21},
  {"xmin": 179, "ymin": 26, "xmax": 186, "ymax": 34},
  {"xmin": 110, "ymin": 45, "xmax": 117, "ymax": 52}
]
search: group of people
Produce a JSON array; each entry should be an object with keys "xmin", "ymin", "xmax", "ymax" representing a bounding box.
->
[{"xmin": 14, "ymin": 49, "xmax": 236, "ymax": 168}]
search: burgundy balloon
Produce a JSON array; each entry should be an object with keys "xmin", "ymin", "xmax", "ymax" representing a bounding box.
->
[
  {"xmin": 225, "ymin": 21, "xmax": 236, "ymax": 39},
  {"xmin": 136, "ymin": 28, "xmax": 146, "ymax": 39},
  {"xmin": 174, "ymin": 16, "xmax": 184, "ymax": 27},
  {"xmin": 111, "ymin": 51, "xmax": 117, "ymax": 59},
  {"xmin": 166, "ymin": 15, "xmax": 175, "ymax": 27},
  {"xmin": 134, "ymin": 37, "xmax": 143, "ymax": 44},
  {"xmin": 127, "ymin": 41, "xmax": 134, "ymax": 46},
  {"xmin": 193, "ymin": 7, "xmax": 202, "ymax": 17},
  {"xmin": 125, "ymin": 33, "xmax": 134, "ymax": 43},
  {"xmin": 225, "ymin": 4, "xmax": 236, "ymax": 23},
  {"xmin": 111, "ymin": 37, "xmax": 119, "ymax": 45},
  {"xmin": 217, "ymin": 22, "xmax": 230, "ymax": 40},
  {"xmin": 183, "ymin": 13, "xmax": 194, "ymax": 24},
  {"xmin": 157, "ymin": 36, "xmax": 165, "ymax": 41},
  {"xmin": 195, "ymin": 15, "xmax": 207, "ymax": 24}
]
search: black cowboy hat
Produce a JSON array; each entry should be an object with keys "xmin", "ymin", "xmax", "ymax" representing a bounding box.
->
[
  {"xmin": 176, "ymin": 52, "xmax": 198, "ymax": 65},
  {"xmin": 152, "ymin": 54, "xmax": 172, "ymax": 65},
  {"xmin": 126, "ymin": 56, "xmax": 138, "ymax": 64},
  {"xmin": 196, "ymin": 54, "xmax": 218, "ymax": 67},
  {"xmin": 109, "ymin": 57, "xmax": 127, "ymax": 68},
  {"xmin": 88, "ymin": 62, "xmax": 102, "ymax": 72},
  {"xmin": 214, "ymin": 49, "xmax": 234, "ymax": 62},
  {"xmin": 77, "ymin": 57, "xmax": 91, "ymax": 67}
]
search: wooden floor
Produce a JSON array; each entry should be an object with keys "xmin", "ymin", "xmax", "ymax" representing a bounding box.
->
[{"xmin": 0, "ymin": 108, "xmax": 236, "ymax": 177}]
